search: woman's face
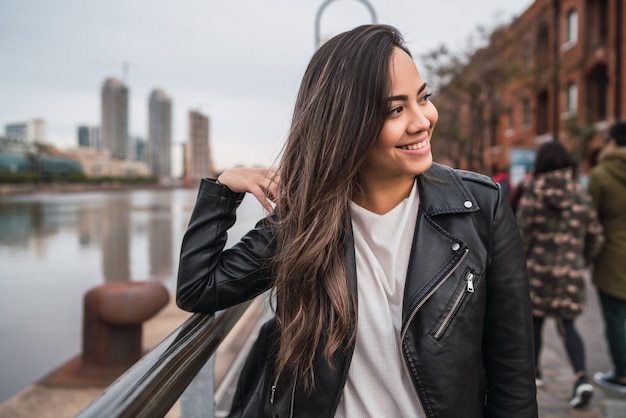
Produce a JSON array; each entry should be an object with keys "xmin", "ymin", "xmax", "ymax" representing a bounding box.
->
[{"xmin": 361, "ymin": 47, "xmax": 438, "ymax": 184}]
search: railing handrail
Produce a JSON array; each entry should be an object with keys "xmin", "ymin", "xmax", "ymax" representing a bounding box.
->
[{"xmin": 76, "ymin": 300, "xmax": 253, "ymax": 418}]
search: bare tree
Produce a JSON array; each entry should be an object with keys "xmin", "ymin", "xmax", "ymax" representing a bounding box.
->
[{"xmin": 420, "ymin": 23, "xmax": 518, "ymax": 173}]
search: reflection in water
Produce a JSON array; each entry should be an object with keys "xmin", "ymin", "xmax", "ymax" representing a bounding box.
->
[
  {"xmin": 102, "ymin": 197, "xmax": 131, "ymax": 282},
  {"xmin": 0, "ymin": 191, "xmax": 181, "ymax": 284},
  {"xmin": 0, "ymin": 201, "xmax": 54, "ymax": 251},
  {"xmin": 0, "ymin": 202, "xmax": 39, "ymax": 246},
  {"xmin": 0, "ymin": 193, "xmax": 105, "ymax": 254},
  {"xmin": 149, "ymin": 214, "xmax": 172, "ymax": 281},
  {"xmin": 77, "ymin": 196, "xmax": 102, "ymax": 250},
  {"xmin": 0, "ymin": 187, "xmax": 265, "ymax": 404},
  {"xmin": 0, "ymin": 188, "xmax": 203, "ymax": 404}
]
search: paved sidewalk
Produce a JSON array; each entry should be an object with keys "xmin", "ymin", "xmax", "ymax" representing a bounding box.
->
[
  {"xmin": 535, "ymin": 275, "xmax": 626, "ymax": 417},
  {"xmin": 537, "ymin": 343, "xmax": 626, "ymax": 417}
]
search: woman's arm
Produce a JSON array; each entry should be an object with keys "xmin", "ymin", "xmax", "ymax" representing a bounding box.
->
[
  {"xmin": 484, "ymin": 188, "xmax": 538, "ymax": 417},
  {"xmin": 176, "ymin": 168, "xmax": 278, "ymax": 313}
]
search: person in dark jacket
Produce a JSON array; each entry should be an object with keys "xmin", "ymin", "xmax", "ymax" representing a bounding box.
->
[
  {"xmin": 588, "ymin": 121, "xmax": 626, "ymax": 393},
  {"xmin": 177, "ymin": 24, "xmax": 537, "ymax": 417},
  {"xmin": 516, "ymin": 141, "xmax": 604, "ymax": 408}
]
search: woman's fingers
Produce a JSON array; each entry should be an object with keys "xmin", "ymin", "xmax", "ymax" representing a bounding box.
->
[
  {"xmin": 263, "ymin": 171, "xmax": 280, "ymax": 201},
  {"xmin": 217, "ymin": 167, "xmax": 279, "ymax": 212}
]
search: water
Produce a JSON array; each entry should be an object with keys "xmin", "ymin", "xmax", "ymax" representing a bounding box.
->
[{"xmin": 0, "ymin": 187, "xmax": 264, "ymax": 404}]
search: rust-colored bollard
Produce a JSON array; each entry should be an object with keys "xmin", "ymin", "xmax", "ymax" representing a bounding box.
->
[
  {"xmin": 39, "ymin": 280, "xmax": 170, "ymax": 387},
  {"xmin": 82, "ymin": 281, "xmax": 170, "ymax": 371}
]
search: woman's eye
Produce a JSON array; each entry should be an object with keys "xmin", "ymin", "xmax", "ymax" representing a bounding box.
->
[
  {"xmin": 420, "ymin": 93, "xmax": 432, "ymax": 103},
  {"xmin": 388, "ymin": 106, "xmax": 403, "ymax": 116}
]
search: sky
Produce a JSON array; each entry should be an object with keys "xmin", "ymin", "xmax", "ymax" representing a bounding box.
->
[{"xmin": 0, "ymin": 0, "xmax": 533, "ymax": 175}]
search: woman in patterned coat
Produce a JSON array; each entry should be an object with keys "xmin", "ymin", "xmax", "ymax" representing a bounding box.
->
[{"xmin": 517, "ymin": 141, "xmax": 604, "ymax": 409}]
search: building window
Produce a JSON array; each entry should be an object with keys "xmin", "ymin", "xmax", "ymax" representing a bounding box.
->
[
  {"xmin": 536, "ymin": 23, "xmax": 550, "ymax": 69},
  {"xmin": 586, "ymin": 0, "xmax": 608, "ymax": 49},
  {"xmin": 566, "ymin": 9, "xmax": 578, "ymax": 45},
  {"xmin": 536, "ymin": 91, "xmax": 550, "ymax": 135},
  {"xmin": 523, "ymin": 99, "xmax": 531, "ymax": 130},
  {"xmin": 587, "ymin": 65, "xmax": 608, "ymax": 122},
  {"xmin": 566, "ymin": 82, "xmax": 578, "ymax": 114},
  {"xmin": 507, "ymin": 107, "xmax": 515, "ymax": 131},
  {"xmin": 523, "ymin": 43, "xmax": 532, "ymax": 69}
]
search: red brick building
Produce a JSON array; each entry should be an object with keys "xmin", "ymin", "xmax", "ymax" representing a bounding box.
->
[{"xmin": 435, "ymin": 0, "xmax": 625, "ymax": 181}]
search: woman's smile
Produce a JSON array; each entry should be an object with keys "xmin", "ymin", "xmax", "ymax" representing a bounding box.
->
[{"xmin": 397, "ymin": 138, "xmax": 430, "ymax": 152}]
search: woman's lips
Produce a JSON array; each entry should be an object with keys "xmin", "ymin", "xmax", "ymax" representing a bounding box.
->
[{"xmin": 398, "ymin": 138, "xmax": 429, "ymax": 150}]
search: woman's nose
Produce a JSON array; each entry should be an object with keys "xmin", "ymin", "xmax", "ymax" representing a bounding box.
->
[{"xmin": 407, "ymin": 105, "xmax": 431, "ymax": 133}]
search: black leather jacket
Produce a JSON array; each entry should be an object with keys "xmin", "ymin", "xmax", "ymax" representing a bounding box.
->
[{"xmin": 177, "ymin": 163, "xmax": 538, "ymax": 418}]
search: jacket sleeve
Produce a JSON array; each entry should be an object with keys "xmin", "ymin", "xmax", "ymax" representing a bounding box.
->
[
  {"xmin": 483, "ymin": 187, "xmax": 538, "ymax": 417},
  {"xmin": 587, "ymin": 171, "xmax": 605, "ymax": 222},
  {"xmin": 176, "ymin": 178, "xmax": 274, "ymax": 313}
]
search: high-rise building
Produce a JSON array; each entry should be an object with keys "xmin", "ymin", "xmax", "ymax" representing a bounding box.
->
[
  {"xmin": 148, "ymin": 89, "xmax": 172, "ymax": 179},
  {"xmin": 5, "ymin": 119, "xmax": 45, "ymax": 143},
  {"xmin": 181, "ymin": 142, "xmax": 189, "ymax": 180},
  {"xmin": 101, "ymin": 78, "xmax": 129, "ymax": 160},
  {"xmin": 5, "ymin": 123, "xmax": 28, "ymax": 141},
  {"xmin": 134, "ymin": 136, "xmax": 147, "ymax": 163},
  {"xmin": 77, "ymin": 125, "xmax": 100, "ymax": 149},
  {"xmin": 187, "ymin": 110, "xmax": 215, "ymax": 181}
]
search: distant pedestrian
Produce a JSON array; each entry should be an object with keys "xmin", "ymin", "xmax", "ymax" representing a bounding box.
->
[
  {"xmin": 492, "ymin": 164, "xmax": 511, "ymax": 200},
  {"xmin": 588, "ymin": 120, "xmax": 626, "ymax": 394},
  {"xmin": 516, "ymin": 141, "xmax": 604, "ymax": 409},
  {"xmin": 510, "ymin": 172, "xmax": 531, "ymax": 216}
]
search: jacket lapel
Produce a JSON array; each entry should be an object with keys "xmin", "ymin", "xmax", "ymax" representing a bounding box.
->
[{"xmin": 402, "ymin": 164, "xmax": 479, "ymax": 319}]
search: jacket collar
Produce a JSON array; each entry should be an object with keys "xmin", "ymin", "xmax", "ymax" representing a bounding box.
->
[{"xmin": 417, "ymin": 163, "xmax": 481, "ymax": 216}]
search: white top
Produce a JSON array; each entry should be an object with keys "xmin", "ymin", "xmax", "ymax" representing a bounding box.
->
[{"xmin": 335, "ymin": 180, "xmax": 425, "ymax": 417}]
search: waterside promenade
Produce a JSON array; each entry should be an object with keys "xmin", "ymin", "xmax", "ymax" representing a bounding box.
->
[
  {"xmin": 0, "ymin": 181, "xmax": 191, "ymax": 196},
  {"xmin": 1, "ymin": 293, "xmax": 626, "ymax": 417}
]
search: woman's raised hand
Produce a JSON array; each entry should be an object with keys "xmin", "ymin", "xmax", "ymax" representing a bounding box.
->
[{"xmin": 217, "ymin": 167, "xmax": 279, "ymax": 212}]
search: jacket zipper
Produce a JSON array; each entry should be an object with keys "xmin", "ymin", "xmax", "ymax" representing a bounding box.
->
[
  {"xmin": 273, "ymin": 249, "xmax": 470, "ymax": 417},
  {"xmin": 270, "ymin": 377, "xmax": 278, "ymax": 404},
  {"xmin": 433, "ymin": 271, "xmax": 474, "ymax": 340},
  {"xmin": 270, "ymin": 375, "xmax": 297, "ymax": 418},
  {"xmin": 401, "ymin": 248, "xmax": 469, "ymax": 341},
  {"xmin": 400, "ymin": 248, "xmax": 469, "ymax": 410}
]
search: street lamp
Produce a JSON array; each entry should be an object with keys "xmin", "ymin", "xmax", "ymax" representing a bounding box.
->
[{"xmin": 314, "ymin": 0, "xmax": 378, "ymax": 49}]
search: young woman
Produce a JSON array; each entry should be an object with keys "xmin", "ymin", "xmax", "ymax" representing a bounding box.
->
[
  {"xmin": 177, "ymin": 24, "xmax": 537, "ymax": 417},
  {"xmin": 516, "ymin": 141, "xmax": 604, "ymax": 409}
]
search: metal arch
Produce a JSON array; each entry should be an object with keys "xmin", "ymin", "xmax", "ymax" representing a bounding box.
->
[{"xmin": 314, "ymin": 0, "xmax": 378, "ymax": 48}]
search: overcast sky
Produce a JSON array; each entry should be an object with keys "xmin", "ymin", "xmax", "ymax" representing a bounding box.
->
[{"xmin": 0, "ymin": 0, "xmax": 533, "ymax": 174}]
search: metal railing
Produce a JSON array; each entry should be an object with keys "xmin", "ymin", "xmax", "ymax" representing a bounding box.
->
[{"xmin": 76, "ymin": 299, "xmax": 253, "ymax": 418}]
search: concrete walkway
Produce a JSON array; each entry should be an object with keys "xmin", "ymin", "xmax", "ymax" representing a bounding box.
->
[
  {"xmin": 1, "ymin": 293, "xmax": 626, "ymax": 418},
  {"xmin": 537, "ymin": 342, "xmax": 626, "ymax": 417},
  {"xmin": 536, "ymin": 276, "xmax": 626, "ymax": 417}
]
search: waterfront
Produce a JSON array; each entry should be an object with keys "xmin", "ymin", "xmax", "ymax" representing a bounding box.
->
[
  {"xmin": 3, "ymin": 186, "xmax": 626, "ymax": 416},
  {"xmin": 0, "ymin": 186, "xmax": 264, "ymax": 404}
]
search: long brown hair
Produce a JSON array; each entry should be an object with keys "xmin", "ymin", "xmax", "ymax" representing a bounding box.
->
[{"xmin": 270, "ymin": 24, "xmax": 411, "ymax": 389}]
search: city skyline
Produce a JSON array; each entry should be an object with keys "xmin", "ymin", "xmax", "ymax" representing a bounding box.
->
[{"xmin": 1, "ymin": 0, "xmax": 533, "ymax": 175}]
